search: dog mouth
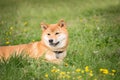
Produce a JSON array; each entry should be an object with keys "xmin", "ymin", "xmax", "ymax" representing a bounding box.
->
[{"xmin": 50, "ymin": 41, "xmax": 59, "ymax": 46}]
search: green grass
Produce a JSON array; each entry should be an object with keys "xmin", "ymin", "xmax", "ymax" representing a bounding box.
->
[{"xmin": 0, "ymin": 0, "xmax": 120, "ymax": 80}]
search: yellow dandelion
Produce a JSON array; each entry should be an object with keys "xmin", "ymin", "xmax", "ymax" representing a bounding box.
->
[
  {"xmin": 90, "ymin": 70, "xmax": 93, "ymax": 73},
  {"xmin": 45, "ymin": 73, "xmax": 48, "ymax": 78},
  {"xmin": 51, "ymin": 66, "xmax": 60, "ymax": 73},
  {"xmin": 112, "ymin": 70, "xmax": 116, "ymax": 73},
  {"xmin": 66, "ymin": 75, "xmax": 70, "ymax": 79},
  {"xmin": 89, "ymin": 73, "xmax": 93, "ymax": 77},
  {"xmin": 110, "ymin": 73, "xmax": 115, "ymax": 76},
  {"xmin": 52, "ymin": 66, "xmax": 56, "ymax": 68},
  {"xmin": 51, "ymin": 69, "xmax": 56, "ymax": 73},
  {"xmin": 77, "ymin": 76, "xmax": 82, "ymax": 79},
  {"xmin": 10, "ymin": 27, "xmax": 13, "ymax": 30},
  {"xmin": 6, "ymin": 41, "xmax": 10, "ymax": 44},
  {"xmin": 60, "ymin": 71, "xmax": 66, "ymax": 75},
  {"xmin": 67, "ymin": 71, "xmax": 70, "ymax": 74},
  {"xmin": 100, "ymin": 68, "xmax": 109, "ymax": 74},
  {"xmin": 76, "ymin": 68, "xmax": 81, "ymax": 72},
  {"xmin": 85, "ymin": 66, "xmax": 89, "ymax": 72},
  {"xmin": 89, "ymin": 70, "xmax": 93, "ymax": 76},
  {"xmin": 81, "ymin": 70, "xmax": 84, "ymax": 73},
  {"xmin": 32, "ymin": 40, "xmax": 35, "ymax": 42},
  {"xmin": 103, "ymin": 70, "xmax": 109, "ymax": 74},
  {"xmin": 100, "ymin": 68, "xmax": 103, "ymax": 72},
  {"xmin": 57, "ymin": 69, "xmax": 60, "ymax": 72},
  {"xmin": 65, "ymin": 63, "xmax": 68, "ymax": 67},
  {"xmin": 24, "ymin": 22, "xmax": 28, "ymax": 26}
]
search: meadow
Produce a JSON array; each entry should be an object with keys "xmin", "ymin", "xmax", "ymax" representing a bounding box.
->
[{"xmin": 0, "ymin": 0, "xmax": 120, "ymax": 80}]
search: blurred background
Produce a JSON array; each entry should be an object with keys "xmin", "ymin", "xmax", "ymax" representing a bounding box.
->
[{"xmin": 0, "ymin": 0, "xmax": 120, "ymax": 80}]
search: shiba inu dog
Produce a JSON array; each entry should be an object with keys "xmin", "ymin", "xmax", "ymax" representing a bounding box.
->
[{"xmin": 0, "ymin": 19, "xmax": 68, "ymax": 64}]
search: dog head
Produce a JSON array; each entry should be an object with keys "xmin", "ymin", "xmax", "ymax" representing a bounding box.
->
[{"xmin": 41, "ymin": 19, "xmax": 68, "ymax": 49}]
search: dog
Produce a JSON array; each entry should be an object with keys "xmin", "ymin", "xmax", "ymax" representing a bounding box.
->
[{"xmin": 0, "ymin": 19, "xmax": 68, "ymax": 64}]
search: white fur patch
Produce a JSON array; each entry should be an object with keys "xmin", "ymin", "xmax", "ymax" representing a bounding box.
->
[
  {"xmin": 45, "ymin": 53, "xmax": 56, "ymax": 60},
  {"xmin": 43, "ymin": 33, "xmax": 67, "ymax": 49},
  {"xmin": 56, "ymin": 34, "xmax": 67, "ymax": 48},
  {"xmin": 43, "ymin": 35, "xmax": 51, "ymax": 48}
]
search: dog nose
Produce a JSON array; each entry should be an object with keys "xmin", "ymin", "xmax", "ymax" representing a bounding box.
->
[{"xmin": 49, "ymin": 39, "xmax": 53, "ymax": 43}]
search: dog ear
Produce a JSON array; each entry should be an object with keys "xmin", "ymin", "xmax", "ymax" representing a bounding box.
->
[
  {"xmin": 40, "ymin": 22, "xmax": 48, "ymax": 30},
  {"xmin": 58, "ymin": 19, "xmax": 66, "ymax": 27}
]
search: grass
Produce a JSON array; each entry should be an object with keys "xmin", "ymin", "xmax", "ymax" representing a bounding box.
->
[{"xmin": 0, "ymin": 0, "xmax": 120, "ymax": 80}]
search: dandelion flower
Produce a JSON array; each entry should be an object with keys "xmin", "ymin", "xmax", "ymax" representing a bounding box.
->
[
  {"xmin": 76, "ymin": 68, "xmax": 81, "ymax": 72},
  {"xmin": 89, "ymin": 70, "xmax": 93, "ymax": 76},
  {"xmin": 111, "ymin": 73, "xmax": 115, "ymax": 76},
  {"xmin": 45, "ymin": 73, "xmax": 48, "ymax": 78},
  {"xmin": 32, "ymin": 40, "xmax": 35, "ymax": 42},
  {"xmin": 85, "ymin": 66, "xmax": 89, "ymax": 72},
  {"xmin": 67, "ymin": 72, "xmax": 70, "ymax": 74},
  {"xmin": 89, "ymin": 73, "xmax": 93, "ymax": 77},
  {"xmin": 103, "ymin": 69, "xmax": 109, "ymax": 74},
  {"xmin": 100, "ymin": 68, "xmax": 103, "ymax": 72},
  {"xmin": 77, "ymin": 76, "xmax": 82, "ymax": 79},
  {"xmin": 10, "ymin": 27, "xmax": 13, "ymax": 30},
  {"xmin": 100, "ymin": 68, "xmax": 109, "ymax": 74},
  {"xmin": 60, "ymin": 71, "xmax": 66, "ymax": 76},
  {"xmin": 112, "ymin": 70, "xmax": 116, "ymax": 73},
  {"xmin": 81, "ymin": 70, "xmax": 84, "ymax": 73},
  {"xmin": 6, "ymin": 41, "xmax": 10, "ymax": 44},
  {"xmin": 66, "ymin": 75, "xmax": 70, "ymax": 79},
  {"xmin": 24, "ymin": 22, "xmax": 28, "ymax": 26},
  {"xmin": 51, "ymin": 68, "xmax": 59, "ymax": 73},
  {"xmin": 65, "ymin": 63, "xmax": 68, "ymax": 67}
]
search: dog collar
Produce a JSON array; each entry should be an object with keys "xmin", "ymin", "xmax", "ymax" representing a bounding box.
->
[{"xmin": 54, "ymin": 51, "xmax": 64, "ymax": 59}]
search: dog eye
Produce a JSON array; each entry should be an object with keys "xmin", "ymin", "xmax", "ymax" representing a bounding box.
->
[
  {"xmin": 47, "ymin": 33, "xmax": 50, "ymax": 35},
  {"xmin": 55, "ymin": 32, "xmax": 59, "ymax": 35}
]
